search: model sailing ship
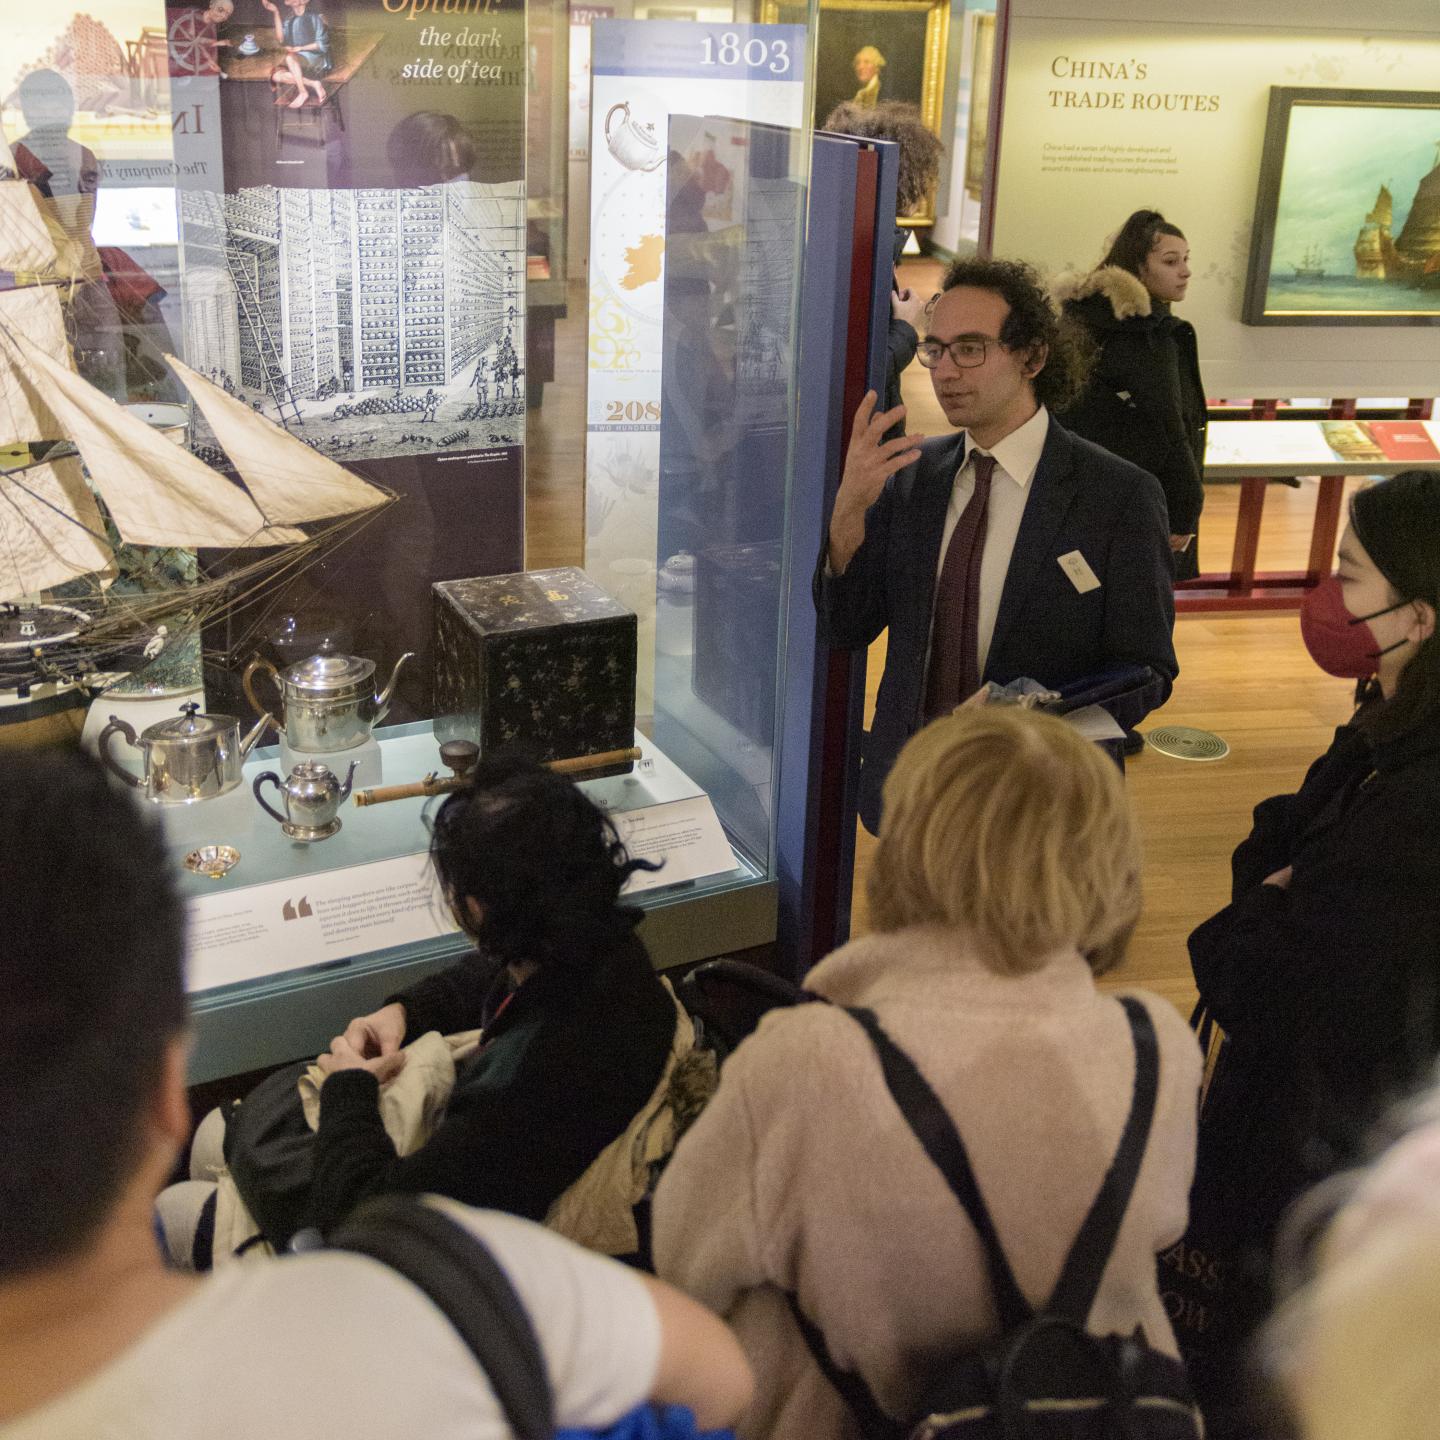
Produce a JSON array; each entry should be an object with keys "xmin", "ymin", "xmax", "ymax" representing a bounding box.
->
[{"xmin": 0, "ymin": 168, "xmax": 395, "ymax": 720}]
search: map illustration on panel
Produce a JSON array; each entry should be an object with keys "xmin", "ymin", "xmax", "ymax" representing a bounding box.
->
[{"xmin": 179, "ymin": 180, "xmax": 525, "ymax": 461}]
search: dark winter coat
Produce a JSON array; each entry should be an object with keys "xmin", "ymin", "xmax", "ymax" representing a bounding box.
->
[
  {"xmin": 1188, "ymin": 709, "xmax": 1440, "ymax": 1259},
  {"xmin": 1053, "ymin": 267, "xmax": 1208, "ymax": 572},
  {"xmin": 1175, "ymin": 708, "xmax": 1440, "ymax": 1429},
  {"xmin": 309, "ymin": 927, "xmax": 676, "ymax": 1234}
]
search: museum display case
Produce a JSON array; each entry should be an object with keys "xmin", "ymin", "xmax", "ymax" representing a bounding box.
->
[{"xmin": 0, "ymin": 0, "xmax": 845, "ymax": 1082}]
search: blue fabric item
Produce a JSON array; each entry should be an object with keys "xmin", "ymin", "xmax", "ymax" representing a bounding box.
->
[
  {"xmin": 982, "ymin": 676, "xmax": 1061, "ymax": 705},
  {"xmin": 282, "ymin": 11, "xmax": 332, "ymax": 73},
  {"xmin": 556, "ymin": 1405, "xmax": 733, "ymax": 1440}
]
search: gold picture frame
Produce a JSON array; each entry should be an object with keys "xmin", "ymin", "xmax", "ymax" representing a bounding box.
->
[
  {"xmin": 964, "ymin": 11, "xmax": 995, "ymax": 202},
  {"xmin": 761, "ymin": 0, "xmax": 950, "ymax": 224},
  {"xmin": 1241, "ymin": 87, "xmax": 1440, "ymax": 327}
]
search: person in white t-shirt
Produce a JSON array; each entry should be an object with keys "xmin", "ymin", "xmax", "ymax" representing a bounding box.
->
[{"xmin": 0, "ymin": 750, "xmax": 753, "ymax": 1440}]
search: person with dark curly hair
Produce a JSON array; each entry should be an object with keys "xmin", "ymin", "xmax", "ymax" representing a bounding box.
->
[
  {"xmin": 304, "ymin": 755, "xmax": 679, "ymax": 1235},
  {"xmin": 823, "ymin": 101, "xmax": 944, "ymax": 439},
  {"xmin": 815, "ymin": 255, "xmax": 1178, "ymax": 831},
  {"xmin": 386, "ymin": 110, "xmax": 477, "ymax": 186}
]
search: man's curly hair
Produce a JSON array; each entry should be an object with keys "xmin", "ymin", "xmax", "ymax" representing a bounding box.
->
[
  {"xmin": 938, "ymin": 256, "xmax": 1092, "ymax": 411},
  {"xmin": 822, "ymin": 100, "xmax": 944, "ymax": 216}
]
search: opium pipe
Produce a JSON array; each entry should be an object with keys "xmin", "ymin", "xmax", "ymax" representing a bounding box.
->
[{"xmin": 352, "ymin": 747, "xmax": 643, "ymax": 806}]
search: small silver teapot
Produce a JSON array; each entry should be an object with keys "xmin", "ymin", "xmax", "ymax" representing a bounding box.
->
[
  {"xmin": 242, "ymin": 647, "xmax": 414, "ymax": 754},
  {"xmin": 253, "ymin": 760, "xmax": 358, "ymax": 842},
  {"xmin": 99, "ymin": 702, "xmax": 273, "ymax": 804}
]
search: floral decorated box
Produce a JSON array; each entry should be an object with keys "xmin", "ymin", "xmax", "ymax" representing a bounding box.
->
[{"xmin": 433, "ymin": 568, "xmax": 637, "ymax": 769}]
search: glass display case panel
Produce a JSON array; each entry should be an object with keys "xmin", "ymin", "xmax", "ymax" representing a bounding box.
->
[
  {"xmin": 5, "ymin": 0, "xmax": 826, "ymax": 1083},
  {"xmin": 580, "ymin": 19, "xmax": 813, "ymax": 885},
  {"xmin": 173, "ymin": 721, "xmax": 773, "ymax": 1080},
  {"xmin": 653, "ymin": 113, "xmax": 809, "ymax": 872}
]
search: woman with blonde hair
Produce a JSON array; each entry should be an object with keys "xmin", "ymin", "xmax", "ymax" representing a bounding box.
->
[{"xmin": 653, "ymin": 708, "xmax": 1202, "ymax": 1440}]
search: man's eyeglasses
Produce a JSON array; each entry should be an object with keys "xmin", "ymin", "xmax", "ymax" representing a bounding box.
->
[{"xmin": 915, "ymin": 336, "xmax": 1001, "ymax": 370}]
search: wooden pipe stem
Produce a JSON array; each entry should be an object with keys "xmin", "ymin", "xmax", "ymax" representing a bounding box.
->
[
  {"xmin": 547, "ymin": 746, "xmax": 642, "ymax": 775},
  {"xmin": 352, "ymin": 746, "xmax": 642, "ymax": 807},
  {"xmin": 353, "ymin": 773, "xmax": 460, "ymax": 807}
]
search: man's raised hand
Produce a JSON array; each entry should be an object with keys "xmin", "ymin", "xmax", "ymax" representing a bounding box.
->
[{"xmin": 827, "ymin": 391, "xmax": 923, "ymax": 575}]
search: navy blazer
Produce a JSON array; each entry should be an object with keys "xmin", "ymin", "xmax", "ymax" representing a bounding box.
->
[{"xmin": 815, "ymin": 419, "xmax": 1178, "ymax": 831}]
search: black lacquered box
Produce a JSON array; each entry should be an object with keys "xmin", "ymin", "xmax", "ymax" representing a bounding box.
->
[{"xmin": 433, "ymin": 568, "xmax": 637, "ymax": 768}]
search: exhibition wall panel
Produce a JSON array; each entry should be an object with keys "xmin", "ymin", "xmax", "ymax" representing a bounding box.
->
[
  {"xmin": 584, "ymin": 20, "xmax": 807, "ymax": 716},
  {"xmin": 988, "ymin": 0, "xmax": 1440, "ymax": 395}
]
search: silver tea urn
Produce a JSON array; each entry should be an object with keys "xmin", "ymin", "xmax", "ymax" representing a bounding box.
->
[{"xmin": 253, "ymin": 760, "xmax": 358, "ymax": 842}]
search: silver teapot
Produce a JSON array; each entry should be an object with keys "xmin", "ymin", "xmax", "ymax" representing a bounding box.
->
[
  {"xmin": 242, "ymin": 647, "xmax": 414, "ymax": 754},
  {"xmin": 99, "ymin": 703, "xmax": 274, "ymax": 805},
  {"xmin": 253, "ymin": 760, "xmax": 358, "ymax": 842}
]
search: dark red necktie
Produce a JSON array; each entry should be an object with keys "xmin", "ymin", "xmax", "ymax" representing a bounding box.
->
[{"xmin": 924, "ymin": 452, "xmax": 996, "ymax": 720}]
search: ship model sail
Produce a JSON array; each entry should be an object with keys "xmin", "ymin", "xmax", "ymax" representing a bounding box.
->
[{"xmin": 0, "ymin": 170, "xmax": 395, "ymax": 704}]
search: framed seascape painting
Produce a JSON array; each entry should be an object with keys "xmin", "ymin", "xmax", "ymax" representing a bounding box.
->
[
  {"xmin": 1242, "ymin": 87, "xmax": 1440, "ymax": 327},
  {"xmin": 762, "ymin": 0, "xmax": 949, "ymax": 223}
]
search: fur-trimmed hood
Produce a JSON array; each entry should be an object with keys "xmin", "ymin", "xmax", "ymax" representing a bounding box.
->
[{"xmin": 1052, "ymin": 265, "xmax": 1154, "ymax": 323}]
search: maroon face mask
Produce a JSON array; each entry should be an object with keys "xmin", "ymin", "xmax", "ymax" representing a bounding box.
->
[{"xmin": 1299, "ymin": 573, "xmax": 1411, "ymax": 679}]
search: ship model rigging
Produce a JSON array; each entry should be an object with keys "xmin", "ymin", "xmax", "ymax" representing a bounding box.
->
[{"xmin": 0, "ymin": 166, "xmax": 395, "ymax": 712}]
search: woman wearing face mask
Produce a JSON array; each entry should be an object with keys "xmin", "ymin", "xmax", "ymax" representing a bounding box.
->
[
  {"xmin": 1052, "ymin": 210, "xmax": 1207, "ymax": 580},
  {"xmin": 1172, "ymin": 470, "xmax": 1440, "ymax": 1437}
]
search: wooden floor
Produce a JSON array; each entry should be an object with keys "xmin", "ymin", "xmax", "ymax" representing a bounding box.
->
[{"xmin": 529, "ymin": 262, "xmax": 1362, "ymax": 1017}]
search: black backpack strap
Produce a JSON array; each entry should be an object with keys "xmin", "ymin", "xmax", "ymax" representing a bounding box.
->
[
  {"xmin": 846, "ymin": 1006, "xmax": 1032, "ymax": 1331},
  {"xmin": 786, "ymin": 1293, "xmax": 902, "ymax": 1440},
  {"xmin": 327, "ymin": 1195, "xmax": 555, "ymax": 1440},
  {"xmin": 1046, "ymin": 996, "xmax": 1160, "ymax": 1326}
]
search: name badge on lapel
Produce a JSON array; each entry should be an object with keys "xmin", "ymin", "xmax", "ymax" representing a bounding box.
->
[{"xmin": 1058, "ymin": 550, "xmax": 1101, "ymax": 595}]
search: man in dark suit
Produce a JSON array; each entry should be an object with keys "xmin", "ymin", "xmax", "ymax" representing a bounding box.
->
[{"xmin": 816, "ymin": 256, "xmax": 1177, "ymax": 832}]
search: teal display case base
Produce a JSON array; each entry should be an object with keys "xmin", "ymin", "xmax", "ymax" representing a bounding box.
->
[{"xmin": 181, "ymin": 720, "xmax": 775, "ymax": 1083}]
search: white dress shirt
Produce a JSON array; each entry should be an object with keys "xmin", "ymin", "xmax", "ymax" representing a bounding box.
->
[{"xmin": 929, "ymin": 405, "xmax": 1050, "ymax": 681}]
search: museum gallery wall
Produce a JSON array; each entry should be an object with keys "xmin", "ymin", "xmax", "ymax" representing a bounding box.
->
[{"xmin": 987, "ymin": 0, "xmax": 1440, "ymax": 396}]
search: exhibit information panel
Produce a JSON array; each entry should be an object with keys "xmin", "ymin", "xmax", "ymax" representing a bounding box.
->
[
  {"xmin": 187, "ymin": 0, "xmax": 531, "ymax": 720},
  {"xmin": 175, "ymin": 724, "xmax": 742, "ymax": 996},
  {"xmin": 584, "ymin": 19, "xmax": 806, "ymax": 713},
  {"xmin": 988, "ymin": 1, "xmax": 1440, "ymax": 396}
]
